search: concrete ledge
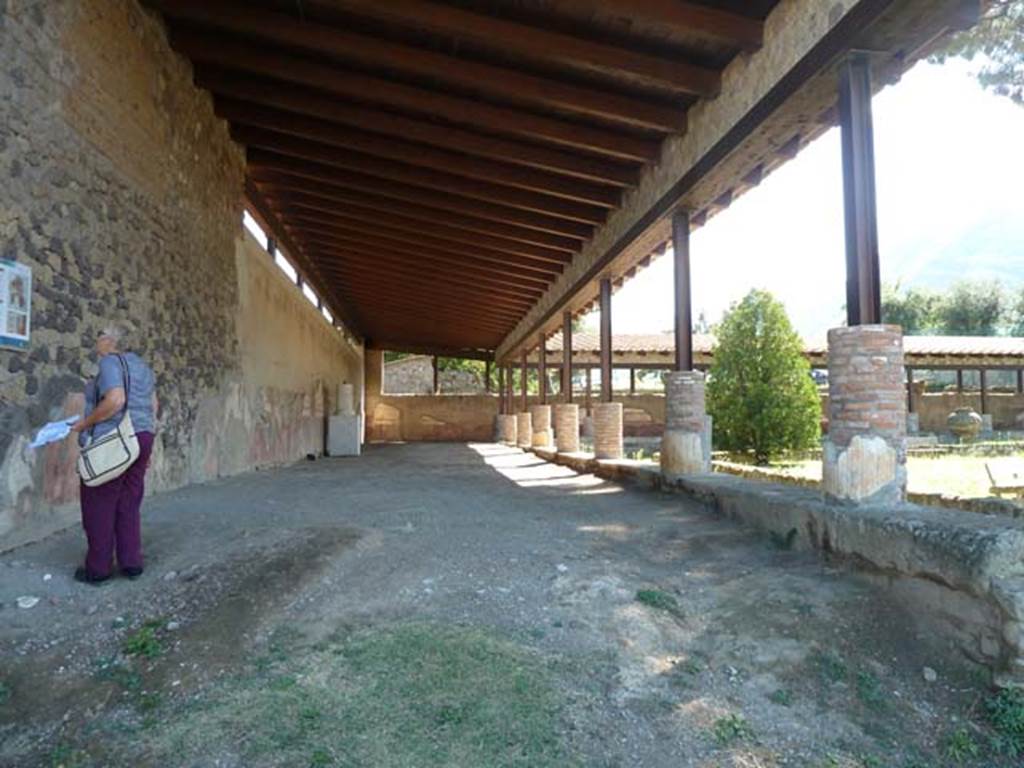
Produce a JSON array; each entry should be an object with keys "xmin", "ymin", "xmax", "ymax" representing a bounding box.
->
[{"xmin": 524, "ymin": 446, "xmax": 1024, "ymax": 686}]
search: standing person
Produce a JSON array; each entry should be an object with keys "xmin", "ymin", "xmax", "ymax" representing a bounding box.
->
[{"xmin": 70, "ymin": 326, "xmax": 158, "ymax": 584}]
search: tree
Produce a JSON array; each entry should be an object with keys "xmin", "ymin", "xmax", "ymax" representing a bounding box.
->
[
  {"xmin": 936, "ymin": 279, "xmax": 1006, "ymax": 335},
  {"xmin": 931, "ymin": 1, "xmax": 1024, "ymax": 105},
  {"xmin": 881, "ymin": 282, "xmax": 940, "ymax": 334},
  {"xmin": 1011, "ymin": 287, "xmax": 1024, "ymax": 335},
  {"xmin": 706, "ymin": 290, "xmax": 821, "ymax": 465}
]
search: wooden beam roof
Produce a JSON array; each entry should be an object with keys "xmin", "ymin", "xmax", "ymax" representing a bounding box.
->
[{"xmin": 148, "ymin": 0, "xmax": 776, "ymax": 352}]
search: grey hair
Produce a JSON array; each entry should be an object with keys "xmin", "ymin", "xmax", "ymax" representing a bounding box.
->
[{"xmin": 99, "ymin": 324, "xmax": 130, "ymax": 349}]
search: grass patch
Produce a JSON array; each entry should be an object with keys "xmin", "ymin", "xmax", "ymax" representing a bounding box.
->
[
  {"xmin": 635, "ymin": 589, "xmax": 683, "ymax": 617},
  {"xmin": 944, "ymin": 727, "xmax": 980, "ymax": 764},
  {"xmin": 712, "ymin": 713, "xmax": 754, "ymax": 745},
  {"xmin": 987, "ymin": 687, "xmax": 1024, "ymax": 758},
  {"xmin": 811, "ymin": 649, "xmax": 848, "ymax": 685},
  {"xmin": 854, "ymin": 670, "xmax": 886, "ymax": 710},
  {"xmin": 769, "ymin": 688, "xmax": 793, "ymax": 707},
  {"xmin": 136, "ymin": 623, "xmax": 576, "ymax": 767},
  {"xmin": 122, "ymin": 619, "xmax": 164, "ymax": 659}
]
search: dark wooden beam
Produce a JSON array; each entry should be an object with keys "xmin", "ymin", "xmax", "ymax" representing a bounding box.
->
[
  {"xmin": 839, "ymin": 53, "xmax": 881, "ymax": 326},
  {"xmin": 296, "ymin": 224, "xmax": 565, "ymax": 284},
  {"xmin": 282, "ymin": 205, "xmax": 572, "ymax": 263},
  {"xmin": 600, "ymin": 277, "xmax": 612, "ymax": 402},
  {"xmin": 151, "ymin": 0, "xmax": 684, "ymax": 131},
  {"xmin": 520, "ymin": 350, "xmax": 529, "ymax": 412},
  {"xmin": 539, "ymin": 335, "xmax": 548, "ymax": 405},
  {"xmin": 196, "ymin": 69, "xmax": 637, "ymax": 186},
  {"xmin": 264, "ymin": 185, "xmax": 581, "ymax": 253},
  {"xmin": 563, "ymin": 311, "xmax": 573, "ymax": 404},
  {"xmin": 248, "ymin": 158, "xmax": 594, "ymax": 240},
  {"xmin": 220, "ymin": 100, "xmax": 621, "ymax": 207},
  {"xmin": 629, "ymin": 366, "xmax": 636, "ymax": 395},
  {"xmin": 323, "ymin": 279, "xmax": 529, "ymax": 324},
  {"xmin": 671, "ymin": 209, "xmax": 693, "ymax": 371},
  {"xmin": 485, "ymin": 360, "xmax": 492, "ymax": 395},
  {"xmin": 236, "ymin": 126, "xmax": 611, "ymax": 222},
  {"xmin": 323, "ymin": 0, "xmax": 721, "ymax": 95},
  {"xmin": 366, "ymin": 339, "xmax": 493, "ymax": 361},
  {"xmin": 980, "ymin": 368, "xmax": 988, "ymax": 414},
  {"xmin": 432, "ymin": 356, "xmax": 440, "ymax": 395},
  {"xmin": 169, "ymin": 30, "xmax": 661, "ymax": 161},
  {"xmin": 584, "ymin": 1, "xmax": 763, "ymax": 49},
  {"xmin": 906, "ymin": 366, "xmax": 915, "ymax": 413}
]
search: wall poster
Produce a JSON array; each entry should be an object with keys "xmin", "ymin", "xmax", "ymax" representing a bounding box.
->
[{"xmin": 0, "ymin": 260, "xmax": 32, "ymax": 350}]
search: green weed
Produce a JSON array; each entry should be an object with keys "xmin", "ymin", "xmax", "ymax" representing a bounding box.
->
[
  {"xmin": 812, "ymin": 649, "xmax": 847, "ymax": 684},
  {"xmin": 122, "ymin": 620, "xmax": 164, "ymax": 659},
  {"xmin": 854, "ymin": 670, "xmax": 885, "ymax": 709},
  {"xmin": 49, "ymin": 743, "xmax": 88, "ymax": 768},
  {"xmin": 769, "ymin": 688, "xmax": 793, "ymax": 706},
  {"xmin": 944, "ymin": 727, "xmax": 980, "ymax": 764},
  {"xmin": 986, "ymin": 687, "xmax": 1024, "ymax": 757},
  {"xmin": 635, "ymin": 589, "xmax": 683, "ymax": 617},
  {"xmin": 712, "ymin": 713, "xmax": 754, "ymax": 745}
]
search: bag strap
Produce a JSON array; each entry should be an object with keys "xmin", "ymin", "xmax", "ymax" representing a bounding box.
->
[{"xmin": 89, "ymin": 354, "xmax": 132, "ymax": 440}]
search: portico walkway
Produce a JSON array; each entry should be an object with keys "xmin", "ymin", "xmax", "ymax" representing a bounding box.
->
[{"xmin": 0, "ymin": 444, "xmax": 1009, "ymax": 766}]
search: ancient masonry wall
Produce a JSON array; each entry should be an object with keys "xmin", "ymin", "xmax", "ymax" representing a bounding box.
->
[{"xmin": 0, "ymin": 0, "xmax": 362, "ymax": 548}]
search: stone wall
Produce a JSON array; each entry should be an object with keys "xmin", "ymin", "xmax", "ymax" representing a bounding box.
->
[
  {"xmin": 0, "ymin": 0, "xmax": 362, "ymax": 548},
  {"xmin": 383, "ymin": 355, "xmax": 485, "ymax": 395}
]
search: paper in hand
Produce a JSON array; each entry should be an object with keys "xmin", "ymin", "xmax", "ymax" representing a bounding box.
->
[{"xmin": 29, "ymin": 415, "xmax": 80, "ymax": 449}]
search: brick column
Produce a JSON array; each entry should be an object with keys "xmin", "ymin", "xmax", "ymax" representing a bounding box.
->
[
  {"xmin": 516, "ymin": 412, "xmax": 532, "ymax": 449},
  {"xmin": 661, "ymin": 371, "xmax": 711, "ymax": 477},
  {"xmin": 593, "ymin": 402, "xmax": 622, "ymax": 460},
  {"xmin": 553, "ymin": 403, "xmax": 579, "ymax": 453},
  {"xmin": 530, "ymin": 404, "xmax": 552, "ymax": 447},
  {"xmin": 823, "ymin": 325, "xmax": 906, "ymax": 504},
  {"xmin": 494, "ymin": 414, "xmax": 517, "ymax": 445}
]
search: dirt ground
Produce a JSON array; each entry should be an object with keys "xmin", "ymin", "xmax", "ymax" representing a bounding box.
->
[{"xmin": 0, "ymin": 443, "xmax": 1019, "ymax": 767}]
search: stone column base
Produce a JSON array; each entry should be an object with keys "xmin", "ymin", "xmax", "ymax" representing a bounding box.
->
[
  {"xmin": 494, "ymin": 414, "xmax": 517, "ymax": 445},
  {"xmin": 593, "ymin": 402, "xmax": 623, "ymax": 460},
  {"xmin": 823, "ymin": 325, "xmax": 907, "ymax": 504},
  {"xmin": 661, "ymin": 371, "xmax": 711, "ymax": 477},
  {"xmin": 516, "ymin": 412, "xmax": 533, "ymax": 449},
  {"xmin": 530, "ymin": 405, "xmax": 553, "ymax": 448},
  {"xmin": 553, "ymin": 403, "xmax": 580, "ymax": 453}
]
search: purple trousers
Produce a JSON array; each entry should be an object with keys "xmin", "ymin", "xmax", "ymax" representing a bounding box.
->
[{"xmin": 80, "ymin": 431, "xmax": 155, "ymax": 578}]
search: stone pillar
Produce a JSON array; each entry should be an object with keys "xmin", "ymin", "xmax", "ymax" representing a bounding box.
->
[
  {"xmin": 516, "ymin": 412, "xmax": 532, "ymax": 449},
  {"xmin": 661, "ymin": 371, "xmax": 711, "ymax": 477},
  {"xmin": 530, "ymin": 404, "xmax": 552, "ymax": 448},
  {"xmin": 593, "ymin": 402, "xmax": 623, "ymax": 460},
  {"xmin": 554, "ymin": 403, "xmax": 579, "ymax": 453},
  {"xmin": 494, "ymin": 414, "xmax": 517, "ymax": 445},
  {"xmin": 822, "ymin": 325, "xmax": 906, "ymax": 504}
]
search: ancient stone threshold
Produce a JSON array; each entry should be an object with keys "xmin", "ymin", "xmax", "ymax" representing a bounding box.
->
[{"xmin": 529, "ymin": 445, "xmax": 1024, "ymax": 687}]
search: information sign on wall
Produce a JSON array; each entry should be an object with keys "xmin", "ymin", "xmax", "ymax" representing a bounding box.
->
[{"xmin": 0, "ymin": 260, "xmax": 32, "ymax": 350}]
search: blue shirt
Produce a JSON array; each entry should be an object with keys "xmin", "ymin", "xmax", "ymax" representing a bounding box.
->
[{"xmin": 81, "ymin": 352, "xmax": 155, "ymax": 446}]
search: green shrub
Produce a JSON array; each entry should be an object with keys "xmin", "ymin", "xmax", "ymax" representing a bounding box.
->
[{"xmin": 707, "ymin": 290, "xmax": 821, "ymax": 465}]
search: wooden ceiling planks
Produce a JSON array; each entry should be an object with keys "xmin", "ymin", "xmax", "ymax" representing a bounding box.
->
[{"xmin": 147, "ymin": 0, "xmax": 772, "ymax": 354}]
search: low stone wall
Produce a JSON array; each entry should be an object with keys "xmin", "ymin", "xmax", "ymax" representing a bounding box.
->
[
  {"xmin": 528, "ymin": 446, "xmax": 1024, "ymax": 686},
  {"xmin": 366, "ymin": 395, "xmax": 498, "ymax": 442}
]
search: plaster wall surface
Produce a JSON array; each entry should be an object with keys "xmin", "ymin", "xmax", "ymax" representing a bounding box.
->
[{"xmin": 0, "ymin": 0, "xmax": 362, "ymax": 549}]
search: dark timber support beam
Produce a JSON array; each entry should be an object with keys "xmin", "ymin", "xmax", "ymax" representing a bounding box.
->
[
  {"xmin": 980, "ymin": 368, "xmax": 988, "ymax": 415},
  {"xmin": 600, "ymin": 278, "xmax": 613, "ymax": 403},
  {"xmin": 520, "ymin": 351, "xmax": 528, "ymax": 412},
  {"xmin": 432, "ymin": 356, "xmax": 440, "ymax": 395},
  {"xmin": 629, "ymin": 367, "xmax": 636, "ymax": 395},
  {"xmin": 563, "ymin": 311, "xmax": 573, "ymax": 404},
  {"xmin": 1018, "ymin": 369, "xmax": 1023, "ymax": 394},
  {"xmin": 906, "ymin": 367, "xmax": 915, "ymax": 413},
  {"xmin": 839, "ymin": 53, "xmax": 881, "ymax": 326},
  {"xmin": 957, "ymin": 369, "xmax": 964, "ymax": 393},
  {"xmin": 671, "ymin": 209, "xmax": 693, "ymax": 371},
  {"xmin": 538, "ymin": 335, "xmax": 548, "ymax": 405},
  {"xmin": 497, "ymin": 364, "xmax": 504, "ymax": 410},
  {"xmin": 485, "ymin": 360, "xmax": 492, "ymax": 395}
]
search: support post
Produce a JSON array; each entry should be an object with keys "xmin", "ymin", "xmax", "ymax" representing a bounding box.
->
[
  {"xmin": 432, "ymin": 356, "xmax": 440, "ymax": 395},
  {"xmin": 906, "ymin": 366, "xmax": 919, "ymax": 434},
  {"xmin": 562, "ymin": 311, "xmax": 573, "ymax": 404},
  {"xmin": 497, "ymin": 365, "xmax": 505, "ymax": 413},
  {"xmin": 599, "ymin": 277, "xmax": 612, "ymax": 402},
  {"xmin": 839, "ymin": 53, "xmax": 881, "ymax": 326},
  {"xmin": 267, "ymin": 237, "xmax": 277, "ymax": 256},
  {"xmin": 629, "ymin": 367, "xmax": 636, "ymax": 395},
  {"xmin": 485, "ymin": 360, "xmax": 491, "ymax": 394},
  {"xmin": 506, "ymin": 365, "xmax": 514, "ymax": 414},
  {"xmin": 957, "ymin": 369, "xmax": 964, "ymax": 393},
  {"xmin": 980, "ymin": 369, "xmax": 988, "ymax": 414},
  {"xmin": 671, "ymin": 209, "xmax": 694, "ymax": 371},
  {"xmin": 538, "ymin": 335, "xmax": 547, "ymax": 405},
  {"xmin": 520, "ymin": 350, "xmax": 528, "ymax": 413},
  {"xmin": 1018, "ymin": 369, "xmax": 1023, "ymax": 394}
]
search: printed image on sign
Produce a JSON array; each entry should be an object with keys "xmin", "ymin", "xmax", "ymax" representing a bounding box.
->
[{"xmin": 0, "ymin": 260, "xmax": 32, "ymax": 350}]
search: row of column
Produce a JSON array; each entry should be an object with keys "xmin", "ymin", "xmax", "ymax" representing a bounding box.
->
[{"xmin": 496, "ymin": 53, "xmax": 908, "ymax": 506}]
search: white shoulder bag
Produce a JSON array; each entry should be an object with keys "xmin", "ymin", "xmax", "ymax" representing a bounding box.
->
[{"xmin": 77, "ymin": 354, "xmax": 141, "ymax": 487}]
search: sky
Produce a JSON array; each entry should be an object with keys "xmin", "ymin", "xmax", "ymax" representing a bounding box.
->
[{"xmin": 603, "ymin": 58, "xmax": 1024, "ymax": 341}]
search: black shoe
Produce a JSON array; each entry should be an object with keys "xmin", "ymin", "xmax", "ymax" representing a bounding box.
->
[
  {"xmin": 121, "ymin": 566, "xmax": 144, "ymax": 580},
  {"xmin": 74, "ymin": 567, "xmax": 110, "ymax": 585}
]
